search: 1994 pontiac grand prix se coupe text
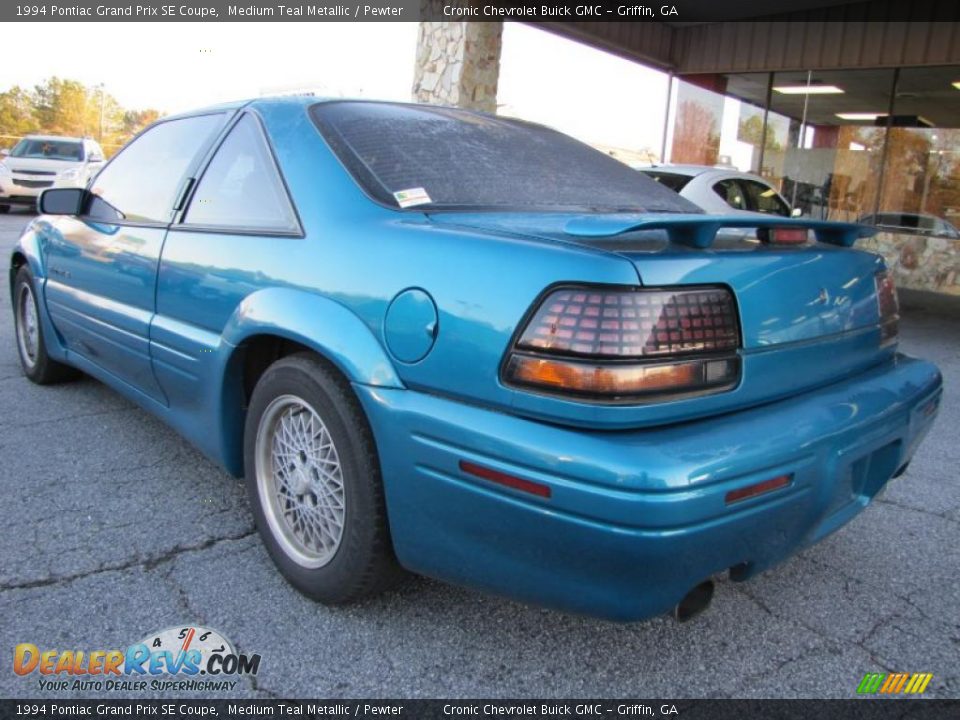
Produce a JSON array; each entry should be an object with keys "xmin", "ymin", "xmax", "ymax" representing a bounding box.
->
[{"xmin": 9, "ymin": 98, "xmax": 942, "ymax": 621}]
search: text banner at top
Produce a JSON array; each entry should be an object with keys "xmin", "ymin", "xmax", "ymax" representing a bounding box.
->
[{"xmin": 5, "ymin": 0, "xmax": 960, "ymax": 22}]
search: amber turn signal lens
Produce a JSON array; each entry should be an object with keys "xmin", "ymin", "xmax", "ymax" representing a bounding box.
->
[{"xmin": 505, "ymin": 354, "xmax": 739, "ymax": 400}]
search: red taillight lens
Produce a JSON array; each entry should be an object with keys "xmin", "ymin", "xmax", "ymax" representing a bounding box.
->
[
  {"xmin": 516, "ymin": 287, "xmax": 739, "ymax": 358},
  {"xmin": 875, "ymin": 270, "xmax": 899, "ymax": 346},
  {"xmin": 504, "ymin": 285, "xmax": 742, "ymax": 402},
  {"xmin": 725, "ymin": 474, "xmax": 792, "ymax": 504}
]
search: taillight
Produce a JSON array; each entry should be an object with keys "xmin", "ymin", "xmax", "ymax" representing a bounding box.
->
[
  {"xmin": 503, "ymin": 285, "xmax": 742, "ymax": 402},
  {"xmin": 875, "ymin": 270, "xmax": 899, "ymax": 346}
]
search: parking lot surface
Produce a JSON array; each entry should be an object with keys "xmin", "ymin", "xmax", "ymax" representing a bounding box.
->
[{"xmin": 0, "ymin": 209, "xmax": 957, "ymax": 699}]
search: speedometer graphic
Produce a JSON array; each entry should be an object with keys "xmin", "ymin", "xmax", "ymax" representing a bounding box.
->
[{"xmin": 137, "ymin": 625, "xmax": 235, "ymax": 672}]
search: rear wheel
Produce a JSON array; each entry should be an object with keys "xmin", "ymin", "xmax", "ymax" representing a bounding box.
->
[
  {"xmin": 244, "ymin": 352, "xmax": 404, "ymax": 603},
  {"xmin": 13, "ymin": 266, "xmax": 76, "ymax": 384}
]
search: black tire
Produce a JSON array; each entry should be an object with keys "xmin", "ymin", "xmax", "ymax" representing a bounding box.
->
[
  {"xmin": 0, "ymin": 205, "xmax": 10, "ymax": 214},
  {"xmin": 12, "ymin": 266, "xmax": 77, "ymax": 384},
  {"xmin": 244, "ymin": 352, "xmax": 404, "ymax": 604}
]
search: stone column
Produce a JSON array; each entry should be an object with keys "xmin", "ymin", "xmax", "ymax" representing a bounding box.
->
[{"xmin": 412, "ymin": 22, "xmax": 503, "ymax": 113}]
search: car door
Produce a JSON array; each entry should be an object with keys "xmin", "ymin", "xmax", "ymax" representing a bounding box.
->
[
  {"xmin": 43, "ymin": 113, "xmax": 228, "ymax": 402},
  {"xmin": 151, "ymin": 112, "xmax": 302, "ymax": 414}
]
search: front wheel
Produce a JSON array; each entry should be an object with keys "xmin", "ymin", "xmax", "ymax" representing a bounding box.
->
[
  {"xmin": 13, "ymin": 266, "xmax": 76, "ymax": 384},
  {"xmin": 243, "ymin": 352, "xmax": 404, "ymax": 603}
]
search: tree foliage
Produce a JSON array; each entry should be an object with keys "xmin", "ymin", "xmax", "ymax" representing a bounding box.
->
[{"xmin": 0, "ymin": 77, "xmax": 162, "ymax": 156}]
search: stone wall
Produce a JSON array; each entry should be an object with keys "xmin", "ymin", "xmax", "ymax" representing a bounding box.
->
[
  {"xmin": 412, "ymin": 22, "xmax": 503, "ymax": 113},
  {"xmin": 859, "ymin": 232, "xmax": 960, "ymax": 297}
]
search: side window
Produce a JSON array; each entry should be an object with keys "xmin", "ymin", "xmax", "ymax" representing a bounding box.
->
[
  {"xmin": 86, "ymin": 114, "xmax": 224, "ymax": 224},
  {"xmin": 713, "ymin": 179, "xmax": 747, "ymax": 210},
  {"xmin": 184, "ymin": 115, "xmax": 298, "ymax": 233},
  {"xmin": 742, "ymin": 180, "xmax": 790, "ymax": 216}
]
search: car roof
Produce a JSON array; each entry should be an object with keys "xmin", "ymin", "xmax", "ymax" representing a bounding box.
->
[
  {"xmin": 163, "ymin": 95, "xmax": 330, "ymax": 122},
  {"xmin": 22, "ymin": 134, "xmax": 87, "ymax": 142},
  {"xmin": 638, "ymin": 164, "xmax": 775, "ymax": 184},
  {"xmin": 166, "ymin": 95, "xmax": 526, "ymax": 123}
]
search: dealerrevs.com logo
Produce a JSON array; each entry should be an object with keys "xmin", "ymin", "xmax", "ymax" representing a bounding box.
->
[{"xmin": 14, "ymin": 626, "xmax": 261, "ymax": 693}]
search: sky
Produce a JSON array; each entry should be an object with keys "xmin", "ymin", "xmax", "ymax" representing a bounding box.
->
[{"xmin": 0, "ymin": 22, "xmax": 670, "ymax": 154}]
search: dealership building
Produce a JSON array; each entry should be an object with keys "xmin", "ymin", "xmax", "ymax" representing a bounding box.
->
[{"xmin": 412, "ymin": 6, "xmax": 960, "ymax": 305}]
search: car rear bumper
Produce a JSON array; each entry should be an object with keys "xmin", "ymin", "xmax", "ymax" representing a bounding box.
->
[{"xmin": 355, "ymin": 353, "xmax": 942, "ymax": 621}]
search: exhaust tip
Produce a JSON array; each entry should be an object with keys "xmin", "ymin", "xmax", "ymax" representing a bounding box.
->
[{"xmin": 673, "ymin": 580, "xmax": 715, "ymax": 622}]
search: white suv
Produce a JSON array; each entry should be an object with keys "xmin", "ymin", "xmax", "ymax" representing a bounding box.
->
[{"xmin": 0, "ymin": 135, "xmax": 105, "ymax": 213}]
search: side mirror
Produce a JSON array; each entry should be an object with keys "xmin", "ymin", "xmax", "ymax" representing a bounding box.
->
[
  {"xmin": 791, "ymin": 207, "xmax": 803, "ymax": 217},
  {"xmin": 0, "ymin": 148, "xmax": 9, "ymax": 157},
  {"xmin": 88, "ymin": 155, "xmax": 104, "ymax": 163},
  {"xmin": 38, "ymin": 188, "xmax": 86, "ymax": 216}
]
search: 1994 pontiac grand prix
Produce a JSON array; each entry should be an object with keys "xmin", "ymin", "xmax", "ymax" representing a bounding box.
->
[{"xmin": 10, "ymin": 98, "xmax": 942, "ymax": 621}]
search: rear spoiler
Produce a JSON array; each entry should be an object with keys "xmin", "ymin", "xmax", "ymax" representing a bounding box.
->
[{"xmin": 563, "ymin": 214, "xmax": 877, "ymax": 248}]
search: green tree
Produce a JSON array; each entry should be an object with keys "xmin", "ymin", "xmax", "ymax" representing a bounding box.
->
[
  {"xmin": 738, "ymin": 113, "xmax": 783, "ymax": 154},
  {"xmin": 0, "ymin": 77, "xmax": 163, "ymax": 156},
  {"xmin": 120, "ymin": 108, "xmax": 162, "ymax": 137},
  {"xmin": 0, "ymin": 86, "xmax": 37, "ymax": 143}
]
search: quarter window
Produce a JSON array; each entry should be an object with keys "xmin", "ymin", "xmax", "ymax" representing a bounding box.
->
[
  {"xmin": 184, "ymin": 115, "xmax": 298, "ymax": 232},
  {"xmin": 741, "ymin": 180, "xmax": 790, "ymax": 217},
  {"xmin": 713, "ymin": 179, "xmax": 747, "ymax": 210},
  {"xmin": 86, "ymin": 114, "xmax": 224, "ymax": 224}
]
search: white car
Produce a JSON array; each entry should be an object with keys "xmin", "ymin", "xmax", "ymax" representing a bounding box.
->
[
  {"xmin": 0, "ymin": 135, "xmax": 105, "ymax": 213},
  {"xmin": 637, "ymin": 164, "xmax": 797, "ymax": 218}
]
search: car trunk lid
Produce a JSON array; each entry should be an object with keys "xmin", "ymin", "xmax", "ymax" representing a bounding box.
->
[{"xmin": 428, "ymin": 211, "xmax": 885, "ymax": 351}]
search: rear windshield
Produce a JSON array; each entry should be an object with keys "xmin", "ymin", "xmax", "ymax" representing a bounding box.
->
[
  {"xmin": 11, "ymin": 139, "xmax": 84, "ymax": 161},
  {"xmin": 640, "ymin": 170, "xmax": 693, "ymax": 193},
  {"xmin": 310, "ymin": 101, "xmax": 700, "ymax": 214}
]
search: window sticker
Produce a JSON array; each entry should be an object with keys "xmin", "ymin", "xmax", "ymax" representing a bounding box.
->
[{"xmin": 393, "ymin": 187, "xmax": 432, "ymax": 208}]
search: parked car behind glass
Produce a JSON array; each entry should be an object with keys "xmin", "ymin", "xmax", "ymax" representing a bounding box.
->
[
  {"xmin": 0, "ymin": 135, "xmax": 105, "ymax": 213},
  {"xmin": 858, "ymin": 212, "xmax": 960, "ymax": 239},
  {"xmin": 638, "ymin": 164, "xmax": 796, "ymax": 218},
  {"xmin": 10, "ymin": 99, "xmax": 941, "ymax": 622}
]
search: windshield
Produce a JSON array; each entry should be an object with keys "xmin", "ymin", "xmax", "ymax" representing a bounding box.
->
[
  {"xmin": 311, "ymin": 101, "xmax": 700, "ymax": 214},
  {"xmin": 11, "ymin": 138, "xmax": 84, "ymax": 161}
]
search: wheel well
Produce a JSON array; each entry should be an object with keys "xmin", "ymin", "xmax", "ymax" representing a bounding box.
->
[
  {"xmin": 9, "ymin": 252, "xmax": 27, "ymax": 300},
  {"xmin": 239, "ymin": 335, "xmax": 313, "ymax": 407},
  {"xmin": 222, "ymin": 334, "xmax": 352, "ymax": 477}
]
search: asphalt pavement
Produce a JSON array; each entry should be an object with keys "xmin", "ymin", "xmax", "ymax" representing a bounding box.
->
[{"xmin": 0, "ymin": 208, "xmax": 957, "ymax": 699}]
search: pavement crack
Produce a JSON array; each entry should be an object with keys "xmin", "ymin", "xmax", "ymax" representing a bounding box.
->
[
  {"xmin": 0, "ymin": 528, "xmax": 256, "ymax": 592},
  {"xmin": 732, "ymin": 583, "xmax": 895, "ymax": 672},
  {"xmin": 0, "ymin": 406, "xmax": 137, "ymax": 431},
  {"xmin": 874, "ymin": 497, "xmax": 960, "ymax": 525}
]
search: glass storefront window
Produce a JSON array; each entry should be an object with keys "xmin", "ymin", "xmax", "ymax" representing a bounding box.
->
[
  {"xmin": 667, "ymin": 79, "xmax": 724, "ymax": 166},
  {"xmin": 666, "ymin": 76, "xmax": 769, "ymax": 173},
  {"xmin": 764, "ymin": 69, "xmax": 895, "ymax": 222},
  {"xmin": 875, "ymin": 68, "xmax": 960, "ymax": 238}
]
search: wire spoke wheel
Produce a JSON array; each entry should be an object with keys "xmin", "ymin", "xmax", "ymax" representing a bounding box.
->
[
  {"xmin": 16, "ymin": 282, "xmax": 39, "ymax": 369},
  {"xmin": 255, "ymin": 394, "xmax": 346, "ymax": 568}
]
